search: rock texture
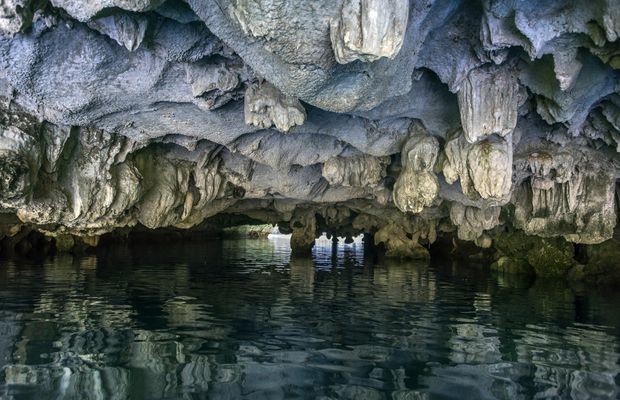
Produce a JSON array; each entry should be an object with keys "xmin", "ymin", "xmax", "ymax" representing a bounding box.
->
[
  {"xmin": 244, "ymin": 80, "xmax": 306, "ymax": 132},
  {"xmin": 443, "ymin": 132, "xmax": 513, "ymax": 202},
  {"xmin": 393, "ymin": 133, "xmax": 440, "ymax": 213},
  {"xmin": 457, "ymin": 64, "xmax": 521, "ymax": 143},
  {"xmin": 0, "ymin": 0, "xmax": 619, "ymax": 275},
  {"xmin": 330, "ymin": 0, "xmax": 409, "ymax": 64},
  {"xmin": 322, "ymin": 155, "xmax": 389, "ymax": 188},
  {"xmin": 513, "ymin": 143, "xmax": 617, "ymax": 244}
]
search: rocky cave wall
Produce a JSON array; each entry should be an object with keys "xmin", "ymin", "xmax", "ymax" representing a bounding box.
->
[{"xmin": 0, "ymin": 0, "xmax": 619, "ymax": 273}]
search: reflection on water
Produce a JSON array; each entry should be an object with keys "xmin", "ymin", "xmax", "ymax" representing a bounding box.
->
[{"xmin": 0, "ymin": 236, "xmax": 619, "ymax": 399}]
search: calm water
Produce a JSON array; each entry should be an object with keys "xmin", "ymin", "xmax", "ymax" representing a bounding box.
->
[{"xmin": 0, "ymin": 236, "xmax": 619, "ymax": 400}]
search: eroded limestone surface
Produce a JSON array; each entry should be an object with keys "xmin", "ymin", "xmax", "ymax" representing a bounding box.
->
[
  {"xmin": 244, "ymin": 81, "xmax": 306, "ymax": 132},
  {"xmin": 88, "ymin": 14, "xmax": 148, "ymax": 51},
  {"xmin": 0, "ymin": 0, "xmax": 619, "ymax": 274},
  {"xmin": 330, "ymin": 0, "xmax": 409, "ymax": 64},
  {"xmin": 512, "ymin": 144, "xmax": 617, "ymax": 244},
  {"xmin": 457, "ymin": 65, "xmax": 521, "ymax": 143},
  {"xmin": 393, "ymin": 134, "xmax": 440, "ymax": 213},
  {"xmin": 449, "ymin": 202, "xmax": 501, "ymax": 243},
  {"xmin": 443, "ymin": 133, "xmax": 513, "ymax": 202},
  {"xmin": 322, "ymin": 155, "xmax": 389, "ymax": 188}
]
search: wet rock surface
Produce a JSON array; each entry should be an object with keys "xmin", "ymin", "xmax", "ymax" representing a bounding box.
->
[{"xmin": 0, "ymin": 0, "xmax": 619, "ymax": 277}]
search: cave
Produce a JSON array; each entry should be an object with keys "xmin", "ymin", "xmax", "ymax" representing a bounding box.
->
[{"xmin": 0, "ymin": 0, "xmax": 619, "ymax": 398}]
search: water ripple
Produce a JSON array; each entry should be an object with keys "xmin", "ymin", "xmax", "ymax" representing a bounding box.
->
[{"xmin": 0, "ymin": 238, "xmax": 618, "ymax": 399}]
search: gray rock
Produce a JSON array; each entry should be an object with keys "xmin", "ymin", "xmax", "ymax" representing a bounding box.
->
[
  {"xmin": 88, "ymin": 13, "xmax": 148, "ymax": 51},
  {"xmin": 186, "ymin": 0, "xmax": 460, "ymax": 112},
  {"xmin": 0, "ymin": 125, "xmax": 39, "ymax": 201},
  {"xmin": 519, "ymin": 52, "xmax": 619, "ymax": 133},
  {"xmin": 231, "ymin": 130, "xmax": 353, "ymax": 169},
  {"xmin": 50, "ymin": 0, "xmax": 165, "ymax": 22},
  {"xmin": 374, "ymin": 222, "xmax": 430, "ymax": 259},
  {"xmin": 0, "ymin": 0, "xmax": 618, "ymax": 258},
  {"xmin": 490, "ymin": 256, "xmax": 533, "ymax": 275},
  {"xmin": 512, "ymin": 143, "xmax": 617, "ymax": 244}
]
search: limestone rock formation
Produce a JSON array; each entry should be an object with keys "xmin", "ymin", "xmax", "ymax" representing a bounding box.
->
[
  {"xmin": 443, "ymin": 133, "xmax": 513, "ymax": 202},
  {"xmin": 0, "ymin": 0, "xmax": 618, "ymax": 274},
  {"xmin": 449, "ymin": 202, "xmax": 501, "ymax": 242},
  {"xmin": 244, "ymin": 81, "xmax": 306, "ymax": 132},
  {"xmin": 374, "ymin": 223, "xmax": 430, "ymax": 259},
  {"xmin": 289, "ymin": 208, "xmax": 317, "ymax": 255},
  {"xmin": 88, "ymin": 14, "xmax": 148, "ymax": 51},
  {"xmin": 457, "ymin": 65, "xmax": 521, "ymax": 143},
  {"xmin": 512, "ymin": 144, "xmax": 617, "ymax": 244},
  {"xmin": 322, "ymin": 155, "xmax": 389, "ymax": 187},
  {"xmin": 186, "ymin": 58, "xmax": 249, "ymax": 111},
  {"xmin": 490, "ymin": 256, "xmax": 533, "ymax": 275},
  {"xmin": 493, "ymin": 231, "xmax": 577, "ymax": 278},
  {"xmin": 330, "ymin": 0, "xmax": 409, "ymax": 64},
  {"xmin": 133, "ymin": 145, "xmax": 224, "ymax": 229},
  {"xmin": 0, "ymin": 0, "xmax": 42, "ymax": 34},
  {"xmin": 50, "ymin": 0, "xmax": 164, "ymax": 22},
  {"xmin": 0, "ymin": 101, "xmax": 229, "ymax": 237},
  {"xmin": 393, "ymin": 134, "xmax": 440, "ymax": 213}
]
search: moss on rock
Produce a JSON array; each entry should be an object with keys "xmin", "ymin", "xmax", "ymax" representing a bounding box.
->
[
  {"xmin": 493, "ymin": 230, "xmax": 575, "ymax": 278},
  {"xmin": 582, "ymin": 235, "xmax": 620, "ymax": 284},
  {"xmin": 384, "ymin": 242, "xmax": 430, "ymax": 260},
  {"xmin": 526, "ymin": 240, "xmax": 575, "ymax": 278},
  {"xmin": 54, "ymin": 234, "xmax": 75, "ymax": 253},
  {"xmin": 490, "ymin": 256, "xmax": 533, "ymax": 275}
]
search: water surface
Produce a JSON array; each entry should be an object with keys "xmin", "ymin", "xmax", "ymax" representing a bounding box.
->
[{"xmin": 0, "ymin": 236, "xmax": 619, "ymax": 399}]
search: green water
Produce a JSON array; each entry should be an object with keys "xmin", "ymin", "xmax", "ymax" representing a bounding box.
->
[{"xmin": 0, "ymin": 236, "xmax": 618, "ymax": 399}]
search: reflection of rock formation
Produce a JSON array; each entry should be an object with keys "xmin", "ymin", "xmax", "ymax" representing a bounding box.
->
[
  {"xmin": 513, "ymin": 324, "xmax": 620, "ymax": 399},
  {"xmin": 372, "ymin": 260, "xmax": 437, "ymax": 304},
  {"xmin": 0, "ymin": 310, "xmax": 22, "ymax": 368},
  {"xmin": 289, "ymin": 256, "xmax": 315, "ymax": 294},
  {"xmin": 0, "ymin": 247, "xmax": 619, "ymax": 399},
  {"xmin": 3, "ymin": 364, "xmax": 131, "ymax": 400},
  {"xmin": 448, "ymin": 294, "xmax": 502, "ymax": 365}
]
